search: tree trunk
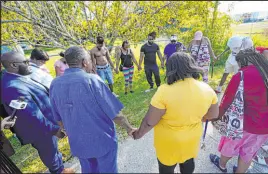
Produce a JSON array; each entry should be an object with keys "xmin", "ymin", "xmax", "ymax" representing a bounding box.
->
[{"xmin": 107, "ymin": 37, "xmax": 117, "ymax": 53}]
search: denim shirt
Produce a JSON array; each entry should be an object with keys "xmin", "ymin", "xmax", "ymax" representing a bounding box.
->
[{"xmin": 50, "ymin": 68, "xmax": 124, "ymax": 158}]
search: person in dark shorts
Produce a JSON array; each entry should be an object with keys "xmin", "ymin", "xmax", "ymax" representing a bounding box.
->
[{"xmin": 139, "ymin": 33, "xmax": 164, "ymax": 92}]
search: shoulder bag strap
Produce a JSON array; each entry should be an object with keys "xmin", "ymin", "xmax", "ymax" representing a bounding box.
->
[{"xmin": 197, "ymin": 37, "xmax": 203, "ymax": 56}]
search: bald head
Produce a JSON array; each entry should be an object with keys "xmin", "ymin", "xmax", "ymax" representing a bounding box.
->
[
  {"xmin": 1, "ymin": 51, "xmax": 31, "ymax": 75},
  {"xmin": 64, "ymin": 46, "xmax": 92, "ymax": 72},
  {"xmin": 1, "ymin": 51, "xmax": 25, "ymax": 69}
]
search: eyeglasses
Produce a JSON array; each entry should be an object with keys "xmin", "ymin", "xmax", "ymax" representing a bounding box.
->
[{"xmin": 12, "ymin": 60, "xmax": 30, "ymax": 65}]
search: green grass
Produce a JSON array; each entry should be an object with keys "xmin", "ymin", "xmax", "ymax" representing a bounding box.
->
[
  {"xmin": 4, "ymin": 42, "xmax": 229, "ymax": 173},
  {"xmin": 231, "ymin": 21, "xmax": 268, "ymax": 35}
]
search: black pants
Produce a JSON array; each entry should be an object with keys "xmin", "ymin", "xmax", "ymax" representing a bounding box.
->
[
  {"xmin": 145, "ymin": 66, "xmax": 161, "ymax": 88},
  {"xmin": 158, "ymin": 158, "xmax": 195, "ymax": 174}
]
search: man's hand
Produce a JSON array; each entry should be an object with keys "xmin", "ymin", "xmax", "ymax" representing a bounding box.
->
[
  {"xmin": 1, "ymin": 116, "xmax": 17, "ymax": 130},
  {"xmin": 138, "ymin": 66, "xmax": 142, "ymax": 71},
  {"xmin": 55, "ymin": 129, "xmax": 66, "ymax": 139},
  {"xmin": 161, "ymin": 62, "xmax": 165, "ymax": 69},
  {"xmin": 127, "ymin": 127, "xmax": 137, "ymax": 138}
]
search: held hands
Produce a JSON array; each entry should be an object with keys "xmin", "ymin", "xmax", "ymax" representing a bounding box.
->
[
  {"xmin": 138, "ymin": 65, "xmax": 142, "ymax": 71},
  {"xmin": 55, "ymin": 129, "xmax": 67, "ymax": 139},
  {"xmin": 161, "ymin": 63, "xmax": 165, "ymax": 69},
  {"xmin": 127, "ymin": 127, "xmax": 137, "ymax": 138},
  {"xmin": 126, "ymin": 128, "xmax": 143, "ymax": 140},
  {"xmin": 115, "ymin": 68, "xmax": 119, "ymax": 74}
]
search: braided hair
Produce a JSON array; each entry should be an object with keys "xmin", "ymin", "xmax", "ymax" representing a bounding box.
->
[{"xmin": 236, "ymin": 48, "xmax": 268, "ymax": 104}]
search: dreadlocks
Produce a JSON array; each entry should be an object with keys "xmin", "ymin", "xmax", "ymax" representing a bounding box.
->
[
  {"xmin": 166, "ymin": 52, "xmax": 203, "ymax": 85},
  {"xmin": 236, "ymin": 48, "xmax": 268, "ymax": 104}
]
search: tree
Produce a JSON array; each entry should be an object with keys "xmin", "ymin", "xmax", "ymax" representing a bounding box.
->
[{"xmin": 1, "ymin": 1, "xmax": 233, "ymax": 53}]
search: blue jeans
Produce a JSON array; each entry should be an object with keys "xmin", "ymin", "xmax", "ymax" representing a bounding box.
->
[
  {"xmin": 31, "ymin": 136, "xmax": 64, "ymax": 174},
  {"xmin": 79, "ymin": 147, "xmax": 118, "ymax": 173},
  {"xmin": 96, "ymin": 64, "xmax": 114, "ymax": 84}
]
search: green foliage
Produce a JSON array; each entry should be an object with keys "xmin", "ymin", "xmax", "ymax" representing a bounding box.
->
[{"xmin": 1, "ymin": 1, "xmax": 234, "ymax": 52}]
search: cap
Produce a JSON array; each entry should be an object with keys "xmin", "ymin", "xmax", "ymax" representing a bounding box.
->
[
  {"xmin": 170, "ymin": 35, "xmax": 177, "ymax": 41},
  {"xmin": 242, "ymin": 37, "xmax": 253, "ymax": 50},
  {"xmin": 194, "ymin": 31, "xmax": 203, "ymax": 40}
]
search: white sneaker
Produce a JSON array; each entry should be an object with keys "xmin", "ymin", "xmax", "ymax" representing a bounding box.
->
[
  {"xmin": 145, "ymin": 88, "xmax": 153, "ymax": 93},
  {"xmin": 113, "ymin": 92, "xmax": 119, "ymax": 98}
]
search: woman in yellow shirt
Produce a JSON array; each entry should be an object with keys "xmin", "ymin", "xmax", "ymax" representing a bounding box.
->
[{"xmin": 133, "ymin": 52, "xmax": 219, "ymax": 173}]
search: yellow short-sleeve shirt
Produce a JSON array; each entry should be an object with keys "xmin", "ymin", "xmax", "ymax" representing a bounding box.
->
[{"xmin": 151, "ymin": 78, "xmax": 218, "ymax": 165}]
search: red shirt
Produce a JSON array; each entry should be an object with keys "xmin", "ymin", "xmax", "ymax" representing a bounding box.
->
[{"xmin": 219, "ymin": 65, "xmax": 268, "ymax": 134}]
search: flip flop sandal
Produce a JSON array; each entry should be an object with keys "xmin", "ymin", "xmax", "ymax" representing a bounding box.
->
[
  {"xmin": 233, "ymin": 165, "xmax": 237, "ymax": 173},
  {"xmin": 209, "ymin": 154, "xmax": 227, "ymax": 173}
]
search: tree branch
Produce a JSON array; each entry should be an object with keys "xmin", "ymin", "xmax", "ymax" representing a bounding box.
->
[{"xmin": 1, "ymin": 20, "xmax": 31, "ymax": 24}]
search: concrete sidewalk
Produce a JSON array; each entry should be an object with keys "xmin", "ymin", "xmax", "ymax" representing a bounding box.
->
[{"xmin": 64, "ymin": 122, "xmax": 238, "ymax": 173}]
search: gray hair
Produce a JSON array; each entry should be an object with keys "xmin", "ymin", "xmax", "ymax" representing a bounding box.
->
[{"xmin": 64, "ymin": 46, "xmax": 88, "ymax": 66}]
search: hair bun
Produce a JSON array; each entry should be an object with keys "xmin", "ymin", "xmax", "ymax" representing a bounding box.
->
[{"xmin": 59, "ymin": 52, "xmax": 65, "ymax": 57}]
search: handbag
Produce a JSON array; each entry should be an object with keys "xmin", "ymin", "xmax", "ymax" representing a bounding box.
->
[
  {"xmin": 192, "ymin": 37, "xmax": 203, "ymax": 61},
  {"xmin": 213, "ymin": 71, "xmax": 244, "ymax": 140}
]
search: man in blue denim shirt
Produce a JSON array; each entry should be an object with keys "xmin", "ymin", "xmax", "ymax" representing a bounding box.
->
[{"xmin": 50, "ymin": 46, "xmax": 136, "ymax": 173}]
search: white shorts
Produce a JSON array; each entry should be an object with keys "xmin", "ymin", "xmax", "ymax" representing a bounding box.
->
[{"xmin": 224, "ymin": 61, "xmax": 239, "ymax": 74}]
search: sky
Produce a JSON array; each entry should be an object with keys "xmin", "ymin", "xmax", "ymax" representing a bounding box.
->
[{"xmin": 218, "ymin": 1, "xmax": 268, "ymax": 15}]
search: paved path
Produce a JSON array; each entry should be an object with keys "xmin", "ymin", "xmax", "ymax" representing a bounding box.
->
[{"xmin": 64, "ymin": 122, "xmax": 239, "ymax": 173}]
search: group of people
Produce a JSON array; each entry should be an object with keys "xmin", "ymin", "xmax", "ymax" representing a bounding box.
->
[{"xmin": 0, "ymin": 30, "xmax": 268, "ymax": 174}]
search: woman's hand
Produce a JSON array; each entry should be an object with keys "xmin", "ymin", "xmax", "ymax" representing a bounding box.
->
[
  {"xmin": 1, "ymin": 116, "xmax": 17, "ymax": 130},
  {"xmin": 133, "ymin": 129, "xmax": 143, "ymax": 140}
]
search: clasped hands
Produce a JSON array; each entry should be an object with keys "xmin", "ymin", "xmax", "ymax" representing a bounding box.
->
[{"xmin": 126, "ymin": 127, "xmax": 143, "ymax": 140}]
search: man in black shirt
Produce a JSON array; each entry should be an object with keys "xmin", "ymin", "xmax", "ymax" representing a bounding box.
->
[{"xmin": 139, "ymin": 33, "xmax": 164, "ymax": 92}]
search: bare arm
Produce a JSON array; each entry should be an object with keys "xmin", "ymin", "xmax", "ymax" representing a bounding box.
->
[
  {"xmin": 187, "ymin": 40, "xmax": 193, "ymax": 53},
  {"xmin": 90, "ymin": 50, "xmax": 97, "ymax": 66},
  {"xmin": 139, "ymin": 52, "xmax": 145, "ymax": 68},
  {"xmin": 113, "ymin": 112, "xmax": 135, "ymax": 135},
  {"xmin": 115, "ymin": 48, "xmax": 121, "ymax": 71},
  {"xmin": 134, "ymin": 105, "xmax": 166, "ymax": 139},
  {"xmin": 205, "ymin": 37, "xmax": 216, "ymax": 60},
  {"xmin": 157, "ymin": 50, "xmax": 164, "ymax": 65},
  {"xmin": 130, "ymin": 49, "xmax": 139, "ymax": 67},
  {"xmin": 202, "ymin": 103, "xmax": 219, "ymax": 121},
  {"xmin": 106, "ymin": 48, "xmax": 115, "ymax": 69}
]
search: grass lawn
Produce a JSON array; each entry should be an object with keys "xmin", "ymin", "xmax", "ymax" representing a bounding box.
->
[
  {"xmin": 232, "ymin": 21, "xmax": 268, "ymax": 35},
  {"xmin": 4, "ymin": 43, "xmax": 230, "ymax": 173}
]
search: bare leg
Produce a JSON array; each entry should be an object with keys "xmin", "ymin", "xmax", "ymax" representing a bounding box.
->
[
  {"xmin": 125, "ymin": 86, "xmax": 128, "ymax": 94},
  {"xmin": 235, "ymin": 157, "xmax": 251, "ymax": 173},
  {"xmin": 129, "ymin": 84, "xmax": 133, "ymax": 92},
  {"xmin": 220, "ymin": 154, "xmax": 232, "ymax": 168}
]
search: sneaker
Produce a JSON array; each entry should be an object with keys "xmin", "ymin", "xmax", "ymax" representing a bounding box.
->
[
  {"xmin": 125, "ymin": 92, "xmax": 128, "ymax": 95},
  {"xmin": 113, "ymin": 92, "xmax": 119, "ymax": 98},
  {"xmin": 145, "ymin": 88, "xmax": 153, "ymax": 93},
  {"xmin": 209, "ymin": 154, "xmax": 227, "ymax": 173},
  {"xmin": 130, "ymin": 91, "xmax": 134, "ymax": 93}
]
